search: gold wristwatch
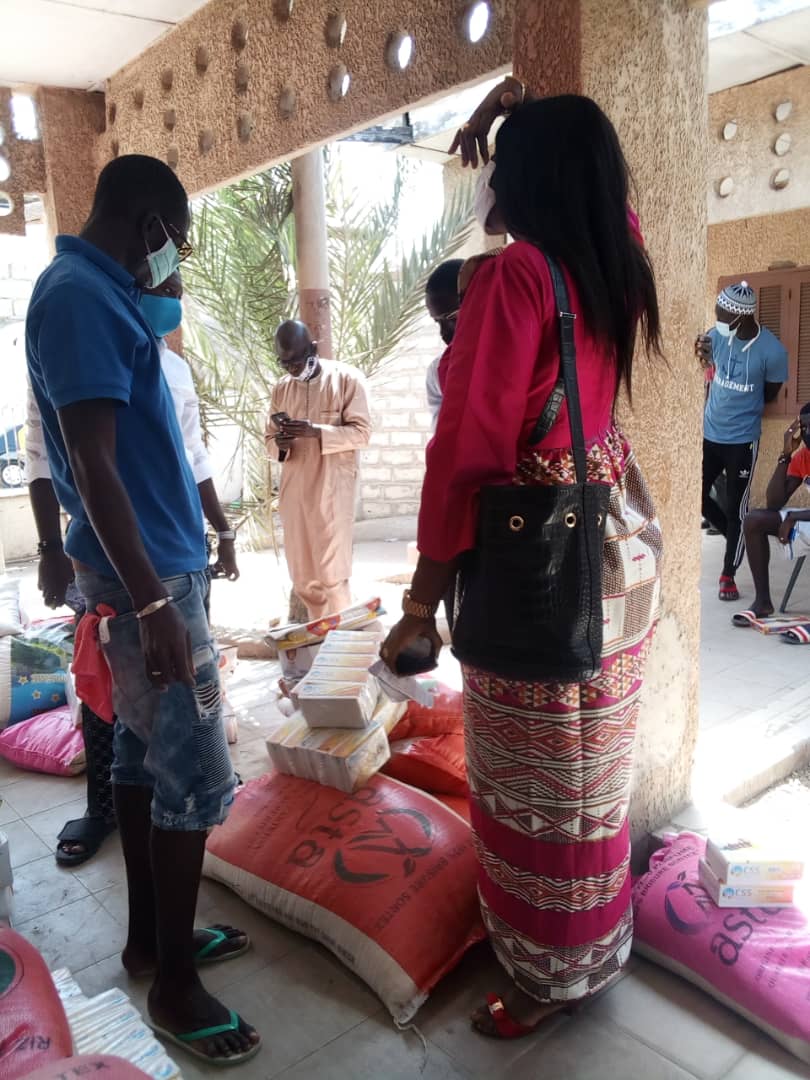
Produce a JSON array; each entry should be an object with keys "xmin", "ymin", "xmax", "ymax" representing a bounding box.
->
[{"xmin": 402, "ymin": 590, "xmax": 438, "ymax": 620}]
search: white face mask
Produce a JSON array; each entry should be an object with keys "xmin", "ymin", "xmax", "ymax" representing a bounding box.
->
[
  {"xmin": 293, "ymin": 356, "xmax": 318, "ymax": 382},
  {"xmin": 473, "ymin": 160, "xmax": 497, "ymax": 231},
  {"xmin": 717, "ymin": 315, "xmax": 743, "ymax": 339}
]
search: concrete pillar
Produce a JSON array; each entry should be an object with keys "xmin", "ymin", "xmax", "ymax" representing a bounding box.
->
[
  {"xmin": 292, "ymin": 148, "xmax": 333, "ymax": 358},
  {"xmin": 513, "ymin": 0, "xmax": 708, "ymax": 839},
  {"xmin": 37, "ymin": 89, "xmax": 105, "ymax": 246}
]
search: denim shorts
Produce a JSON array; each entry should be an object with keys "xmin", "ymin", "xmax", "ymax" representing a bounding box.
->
[{"xmin": 75, "ymin": 569, "xmax": 235, "ymax": 832}]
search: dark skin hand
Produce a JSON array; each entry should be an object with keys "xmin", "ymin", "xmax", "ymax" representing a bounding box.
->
[
  {"xmin": 196, "ymin": 477, "xmax": 239, "ymax": 580},
  {"xmin": 380, "ymin": 554, "xmax": 452, "ymax": 672},
  {"xmin": 57, "ymin": 398, "xmax": 195, "ymax": 690},
  {"xmin": 448, "ymin": 76, "xmax": 533, "ymax": 167},
  {"xmin": 28, "ymin": 478, "xmax": 75, "ymax": 607}
]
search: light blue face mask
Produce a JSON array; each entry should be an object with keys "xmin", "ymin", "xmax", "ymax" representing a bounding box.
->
[
  {"xmin": 139, "ymin": 294, "xmax": 182, "ymax": 338},
  {"xmin": 145, "ymin": 221, "xmax": 180, "ymax": 289}
]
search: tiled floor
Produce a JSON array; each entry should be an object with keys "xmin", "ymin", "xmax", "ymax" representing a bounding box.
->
[
  {"xmin": 2, "ymin": 535, "xmax": 810, "ymax": 1078},
  {"xmin": 699, "ymin": 529, "xmax": 810, "ymax": 733}
]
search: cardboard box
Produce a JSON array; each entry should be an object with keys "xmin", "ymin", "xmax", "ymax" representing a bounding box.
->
[
  {"xmin": 266, "ymin": 699, "xmax": 406, "ymax": 792},
  {"xmin": 705, "ymin": 835, "xmax": 804, "ymax": 884},
  {"xmin": 699, "ymin": 858, "xmax": 795, "ymax": 909},
  {"xmin": 298, "ymin": 678, "xmax": 380, "ymax": 729}
]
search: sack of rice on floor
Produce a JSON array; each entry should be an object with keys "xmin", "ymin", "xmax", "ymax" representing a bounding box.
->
[{"xmin": 204, "ymin": 771, "xmax": 485, "ymax": 1022}]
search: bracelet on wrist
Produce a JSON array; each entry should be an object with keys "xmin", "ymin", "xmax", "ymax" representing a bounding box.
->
[
  {"xmin": 402, "ymin": 589, "xmax": 438, "ymax": 620},
  {"xmin": 778, "ymin": 453, "xmax": 792, "ymax": 465},
  {"xmin": 217, "ymin": 530, "xmax": 236, "ymax": 541},
  {"xmin": 37, "ymin": 539, "xmax": 63, "ymax": 554},
  {"xmin": 136, "ymin": 596, "xmax": 174, "ymax": 620}
]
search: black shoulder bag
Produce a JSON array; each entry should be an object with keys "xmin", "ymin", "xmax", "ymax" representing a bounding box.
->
[{"xmin": 451, "ymin": 253, "xmax": 611, "ymax": 683}]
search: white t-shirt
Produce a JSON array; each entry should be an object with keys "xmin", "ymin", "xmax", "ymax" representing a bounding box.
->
[
  {"xmin": 25, "ymin": 341, "xmax": 213, "ymax": 486},
  {"xmin": 425, "ymin": 355, "xmax": 443, "ymax": 433}
]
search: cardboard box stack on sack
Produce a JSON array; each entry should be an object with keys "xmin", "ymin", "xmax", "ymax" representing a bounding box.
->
[
  {"xmin": 699, "ymin": 835, "xmax": 805, "ymax": 909},
  {"xmin": 266, "ymin": 599, "xmax": 434, "ymax": 793}
]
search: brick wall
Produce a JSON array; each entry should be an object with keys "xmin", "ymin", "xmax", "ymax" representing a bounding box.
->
[{"xmin": 360, "ymin": 314, "xmax": 439, "ymax": 519}]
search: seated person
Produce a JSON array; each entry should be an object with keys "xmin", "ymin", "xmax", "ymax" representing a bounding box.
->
[{"xmin": 740, "ymin": 403, "xmax": 810, "ymax": 619}]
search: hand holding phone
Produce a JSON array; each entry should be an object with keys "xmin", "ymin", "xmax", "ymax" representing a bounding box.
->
[{"xmin": 271, "ymin": 411, "xmax": 290, "ymax": 429}]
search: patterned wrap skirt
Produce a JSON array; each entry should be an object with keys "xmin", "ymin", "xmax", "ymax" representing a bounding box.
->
[{"xmin": 463, "ymin": 425, "xmax": 662, "ymax": 1003}]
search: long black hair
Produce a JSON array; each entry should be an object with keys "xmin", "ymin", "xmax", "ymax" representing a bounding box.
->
[{"xmin": 492, "ymin": 96, "xmax": 661, "ymax": 399}]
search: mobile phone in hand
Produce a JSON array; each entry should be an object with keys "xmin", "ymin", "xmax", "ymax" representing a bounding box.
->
[
  {"xmin": 394, "ymin": 634, "xmax": 438, "ymax": 676},
  {"xmin": 271, "ymin": 411, "xmax": 290, "ymax": 427}
]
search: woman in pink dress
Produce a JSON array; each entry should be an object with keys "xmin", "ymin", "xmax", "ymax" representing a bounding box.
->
[{"xmin": 382, "ymin": 87, "xmax": 663, "ymax": 1039}]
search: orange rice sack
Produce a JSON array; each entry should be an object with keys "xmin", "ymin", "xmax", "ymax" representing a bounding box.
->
[
  {"xmin": 383, "ymin": 733, "xmax": 468, "ymax": 797},
  {"xmin": 204, "ymin": 772, "xmax": 484, "ymax": 1022},
  {"xmin": 0, "ymin": 929, "xmax": 73, "ymax": 1079},
  {"xmin": 388, "ymin": 685, "xmax": 464, "ymax": 742}
]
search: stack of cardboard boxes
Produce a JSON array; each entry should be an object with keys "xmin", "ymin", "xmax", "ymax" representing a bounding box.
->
[{"xmin": 699, "ymin": 835, "xmax": 804, "ymax": 909}]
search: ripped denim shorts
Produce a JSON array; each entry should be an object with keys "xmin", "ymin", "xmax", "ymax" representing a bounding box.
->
[{"xmin": 75, "ymin": 569, "xmax": 235, "ymax": 832}]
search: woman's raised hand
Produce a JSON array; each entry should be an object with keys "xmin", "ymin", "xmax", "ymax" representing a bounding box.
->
[{"xmin": 448, "ymin": 76, "xmax": 529, "ymax": 167}]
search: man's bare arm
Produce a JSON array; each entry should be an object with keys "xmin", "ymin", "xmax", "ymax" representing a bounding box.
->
[{"xmin": 57, "ymin": 398, "xmax": 194, "ymax": 686}]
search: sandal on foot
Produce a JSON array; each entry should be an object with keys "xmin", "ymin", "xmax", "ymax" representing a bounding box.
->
[
  {"xmin": 472, "ymin": 993, "xmax": 570, "ymax": 1040},
  {"xmin": 55, "ymin": 816, "xmax": 116, "ymax": 867},
  {"xmin": 195, "ymin": 926, "xmax": 251, "ymax": 967},
  {"xmin": 732, "ymin": 610, "xmax": 758, "ymax": 628},
  {"xmin": 151, "ymin": 1009, "xmax": 261, "ymax": 1067},
  {"xmin": 719, "ymin": 576, "xmax": 739, "ymax": 602}
]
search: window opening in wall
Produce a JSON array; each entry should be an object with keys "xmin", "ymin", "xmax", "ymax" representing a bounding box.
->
[{"xmin": 11, "ymin": 94, "xmax": 39, "ymax": 141}]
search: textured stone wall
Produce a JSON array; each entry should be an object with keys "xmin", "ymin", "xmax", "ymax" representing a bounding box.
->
[
  {"xmin": 0, "ymin": 90, "xmax": 45, "ymax": 237},
  {"xmin": 102, "ymin": 0, "xmax": 512, "ymax": 198},
  {"xmin": 709, "ymin": 66, "xmax": 810, "ymax": 226},
  {"xmin": 515, "ymin": 0, "xmax": 707, "ymax": 837},
  {"xmin": 708, "ymin": 208, "xmax": 810, "ymax": 509},
  {"xmin": 37, "ymin": 89, "xmax": 106, "ymax": 240},
  {"xmin": 582, "ymin": 0, "xmax": 707, "ymax": 838}
]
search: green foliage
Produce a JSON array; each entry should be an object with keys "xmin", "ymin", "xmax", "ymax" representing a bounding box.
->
[{"xmin": 182, "ymin": 150, "xmax": 473, "ymax": 543}]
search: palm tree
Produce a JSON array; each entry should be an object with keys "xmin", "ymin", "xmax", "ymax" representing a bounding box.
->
[{"xmin": 182, "ymin": 149, "xmax": 473, "ymax": 545}]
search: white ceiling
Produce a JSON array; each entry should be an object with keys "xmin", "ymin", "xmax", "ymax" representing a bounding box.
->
[
  {"xmin": 0, "ymin": 0, "xmax": 209, "ymax": 91},
  {"xmin": 709, "ymin": 6, "xmax": 810, "ymax": 92},
  {"xmin": 0, "ymin": 0, "xmax": 808, "ymax": 95}
]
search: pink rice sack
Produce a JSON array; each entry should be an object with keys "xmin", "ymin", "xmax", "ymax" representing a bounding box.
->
[
  {"xmin": 632, "ymin": 831, "xmax": 810, "ymax": 1064},
  {"xmin": 0, "ymin": 706, "xmax": 85, "ymax": 776}
]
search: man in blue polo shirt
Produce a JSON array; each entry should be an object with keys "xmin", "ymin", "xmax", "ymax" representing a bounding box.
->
[
  {"xmin": 695, "ymin": 281, "xmax": 788, "ymax": 603},
  {"xmin": 25, "ymin": 155, "xmax": 259, "ymax": 1067}
]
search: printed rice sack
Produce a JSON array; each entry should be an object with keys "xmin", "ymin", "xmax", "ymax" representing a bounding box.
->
[
  {"xmin": 0, "ymin": 928, "xmax": 73, "ymax": 1079},
  {"xmin": 0, "ymin": 578, "xmax": 23, "ymax": 637},
  {"xmin": 633, "ymin": 832, "xmax": 810, "ymax": 1065},
  {"xmin": 388, "ymin": 684, "xmax": 464, "ymax": 742},
  {"xmin": 383, "ymin": 733, "xmax": 468, "ymax": 797},
  {"xmin": 0, "ymin": 706, "xmax": 85, "ymax": 775},
  {"xmin": 204, "ymin": 771, "xmax": 485, "ymax": 1022},
  {"xmin": 0, "ymin": 621, "xmax": 74, "ymax": 730},
  {"xmin": 26, "ymin": 1057, "xmax": 153, "ymax": 1080}
]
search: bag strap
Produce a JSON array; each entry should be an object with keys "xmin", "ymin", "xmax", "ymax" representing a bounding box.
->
[
  {"xmin": 542, "ymin": 254, "xmax": 588, "ymax": 484},
  {"xmin": 527, "ymin": 373, "xmax": 565, "ymax": 445}
]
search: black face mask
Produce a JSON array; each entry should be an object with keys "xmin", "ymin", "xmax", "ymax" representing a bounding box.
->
[{"xmin": 439, "ymin": 323, "xmax": 454, "ymax": 347}]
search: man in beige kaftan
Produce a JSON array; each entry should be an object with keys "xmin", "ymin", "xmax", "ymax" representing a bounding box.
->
[{"xmin": 266, "ymin": 320, "xmax": 372, "ymax": 620}]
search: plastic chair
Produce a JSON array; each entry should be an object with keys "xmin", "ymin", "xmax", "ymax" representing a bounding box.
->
[{"xmin": 779, "ymin": 554, "xmax": 806, "ymax": 613}]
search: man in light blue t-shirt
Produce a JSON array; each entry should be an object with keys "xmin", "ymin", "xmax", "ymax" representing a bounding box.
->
[{"xmin": 695, "ymin": 281, "xmax": 788, "ymax": 603}]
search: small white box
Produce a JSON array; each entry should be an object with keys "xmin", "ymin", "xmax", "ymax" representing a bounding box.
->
[
  {"xmin": 298, "ymin": 678, "xmax": 380, "ymax": 729},
  {"xmin": 699, "ymin": 858, "xmax": 795, "ymax": 909},
  {"xmin": 266, "ymin": 702, "xmax": 405, "ymax": 792},
  {"xmin": 705, "ymin": 835, "xmax": 804, "ymax": 885}
]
